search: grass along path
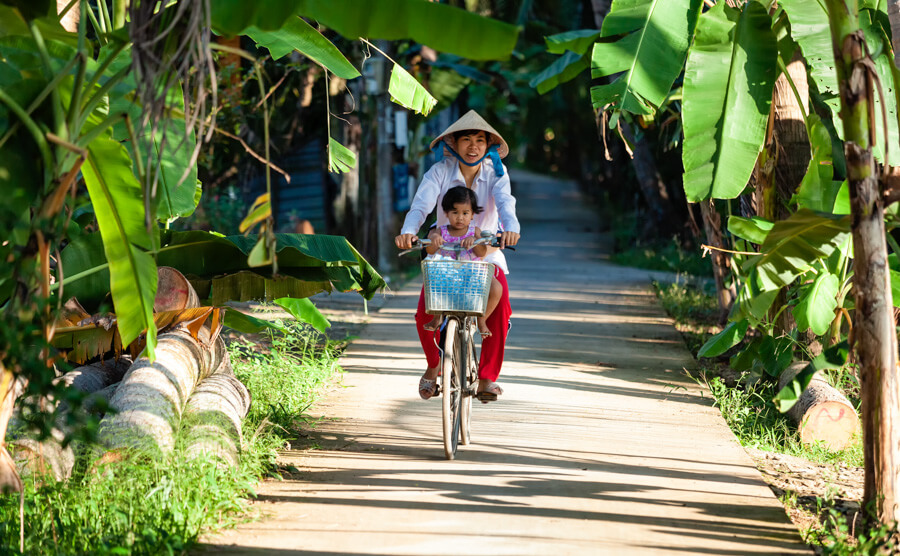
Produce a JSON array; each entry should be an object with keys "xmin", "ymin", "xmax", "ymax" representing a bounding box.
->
[{"xmin": 651, "ymin": 278, "xmax": 894, "ymax": 554}]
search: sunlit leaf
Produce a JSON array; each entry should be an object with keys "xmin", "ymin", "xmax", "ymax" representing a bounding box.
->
[
  {"xmin": 697, "ymin": 319, "xmax": 748, "ymax": 358},
  {"xmin": 793, "ymin": 115, "xmax": 843, "ymax": 213},
  {"xmin": 388, "ymin": 64, "xmax": 437, "ymax": 115},
  {"xmin": 239, "ymin": 194, "xmax": 271, "ymax": 233},
  {"xmin": 727, "ymin": 216, "xmax": 773, "ymax": 245},
  {"xmin": 274, "ymin": 297, "xmax": 330, "ymax": 333},
  {"xmin": 81, "ymin": 135, "xmax": 157, "ymax": 358},
  {"xmin": 223, "ymin": 308, "xmax": 286, "ymax": 334},
  {"xmin": 746, "ymin": 209, "xmax": 851, "ymax": 292},
  {"xmin": 793, "ymin": 272, "xmax": 839, "ymax": 335},
  {"xmin": 328, "ymin": 137, "xmax": 356, "ymax": 174}
]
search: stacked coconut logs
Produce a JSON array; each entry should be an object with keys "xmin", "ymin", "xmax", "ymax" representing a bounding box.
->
[
  {"xmin": 778, "ymin": 362, "xmax": 860, "ymax": 451},
  {"xmin": 10, "ymin": 358, "xmax": 131, "ymax": 480},
  {"xmin": 8, "ymin": 267, "xmax": 251, "ymax": 481}
]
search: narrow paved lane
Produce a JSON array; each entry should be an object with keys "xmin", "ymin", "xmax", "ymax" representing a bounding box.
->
[{"xmin": 203, "ymin": 171, "xmax": 807, "ymax": 555}]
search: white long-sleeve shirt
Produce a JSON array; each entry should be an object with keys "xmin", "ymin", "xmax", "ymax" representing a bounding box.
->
[{"xmin": 400, "ymin": 157, "xmax": 520, "ymax": 273}]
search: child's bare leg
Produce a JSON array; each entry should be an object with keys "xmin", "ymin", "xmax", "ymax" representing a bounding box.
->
[
  {"xmin": 478, "ymin": 276, "xmax": 503, "ymax": 337},
  {"xmin": 424, "ymin": 313, "xmax": 443, "ymax": 331}
]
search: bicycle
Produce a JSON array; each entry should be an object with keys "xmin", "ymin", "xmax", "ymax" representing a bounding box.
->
[{"xmin": 399, "ymin": 231, "xmax": 507, "ymax": 460}]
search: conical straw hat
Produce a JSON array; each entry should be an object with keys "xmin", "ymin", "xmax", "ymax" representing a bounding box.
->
[{"xmin": 429, "ymin": 110, "xmax": 509, "ymax": 159}]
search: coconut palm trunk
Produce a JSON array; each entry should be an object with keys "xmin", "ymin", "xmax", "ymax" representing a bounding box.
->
[
  {"xmin": 98, "ymin": 328, "xmax": 227, "ymax": 453},
  {"xmin": 826, "ymin": 0, "xmax": 900, "ymax": 526}
]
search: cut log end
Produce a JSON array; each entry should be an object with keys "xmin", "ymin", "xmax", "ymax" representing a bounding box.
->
[
  {"xmin": 798, "ymin": 400, "xmax": 860, "ymax": 451},
  {"xmin": 155, "ymin": 267, "xmax": 200, "ymax": 312}
]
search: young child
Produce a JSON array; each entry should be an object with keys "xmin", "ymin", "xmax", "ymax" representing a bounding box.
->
[{"xmin": 422, "ymin": 186, "xmax": 503, "ymax": 338}]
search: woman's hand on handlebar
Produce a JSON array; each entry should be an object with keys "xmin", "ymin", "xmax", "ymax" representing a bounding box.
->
[
  {"xmin": 395, "ymin": 233, "xmax": 418, "ymax": 250},
  {"xmin": 498, "ymin": 231, "xmax": 520, "ymax": 249}
]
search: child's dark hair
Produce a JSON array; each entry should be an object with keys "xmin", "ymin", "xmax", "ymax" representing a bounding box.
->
[{"xmin": 442, "ymin": 186, "xmax": 483, "ymax": 214}]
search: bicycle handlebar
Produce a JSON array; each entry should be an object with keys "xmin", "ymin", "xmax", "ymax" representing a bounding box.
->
[{"xmin": 398, "ymin": 231, "xmax": 514, "ymax": 257}]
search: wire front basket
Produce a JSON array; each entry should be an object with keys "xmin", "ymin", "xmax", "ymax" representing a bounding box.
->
[{"xmin": 422, "ymin": 259, "xmax": 493, "ymax": 316}]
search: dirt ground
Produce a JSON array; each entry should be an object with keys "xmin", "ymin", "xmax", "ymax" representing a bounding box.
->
[{"xmin": 746, "ymin": 447, "xmax": 864, "ymax": 548}]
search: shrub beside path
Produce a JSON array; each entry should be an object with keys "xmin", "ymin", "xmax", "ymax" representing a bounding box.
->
[{"xmin": 201, "ymin": 170, "xmax": 808, "ymax": 555}]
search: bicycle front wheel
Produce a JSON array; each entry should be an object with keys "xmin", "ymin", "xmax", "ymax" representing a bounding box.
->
[
  {"xmin": 460, "ymin": 321, "xmax": 476, "ymax": 445},
  {"xmin": 442, "ymin": 318, "xmax": 462, "ymax": 460}
]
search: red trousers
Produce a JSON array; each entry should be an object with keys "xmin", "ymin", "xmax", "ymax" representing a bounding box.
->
[{"xmin": 415, "ymin": 266, "xmax": 510, "ymax": 382}]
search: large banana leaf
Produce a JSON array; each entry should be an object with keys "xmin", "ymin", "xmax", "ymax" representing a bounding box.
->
[
  {"xmin": 744, "ymin": 209, "xmax": 851, "ymax": 292},
  {"xmin": 80, "ymin": 134, "xmax": 158, "ymax": 355},
  {"xmin": 777, "ymin": 0, "xmax": 838, "ymax": 101},
  {"xmin": 682, "ymin": 1, "xmax": 777, "ymax": 202},
  {"xmin": 212, "ymin": 0, "xmax": 518, "ymax": 61},
  {"xmin": 590, "ymin": 0, "xmax": 702, "ymax": 115},
  {"xmin": 245, "ymin": 16, "xmax": 361, "ymax": 79},
  {"xmin": 794, "ymin": 115, "xmax": 844, "ymax": 213},
  {"xmin": 793, "ymin": 272, "xmax": 840, "ymax": 336},
  {"xmin": 103, "ymin": 45, "xmax": 200, "ymax": 223},
  {"xmin": 60, "ymin": 230, "xmax": 385, "ymax": 310}
]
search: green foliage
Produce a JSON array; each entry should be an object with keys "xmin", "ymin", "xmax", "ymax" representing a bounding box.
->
[
  {"xmin": 804, "ymin": 506, "xmax": 896, "ymax": 554},
  {"xmin": 291, "ymin": 0, "xmax": 520, "ymax": 61},
  {"xmin": 60, "ymin": 231, "xmax": 386, "ymax": 310},
  {"xmin": 245, "ymin": 16, "xmax": 361, "ymax": 79},
  {"xmin": 705, "ymin": 375, "xmax": 862, "ymax": 467},
  {"xmin": 590, "ymin": 0, "xmax": 703, "ymax": 115},
  {"xmin": 611, "ymin": 228, "xmax": 711, "ymax": 278},
  {"xmin": 697, "ymin": 320, "xmax": 747, "ymax": 358},
  {"xmin": 232, "ymin": 320, "xmax": 340, "ymax": 430},
  {"xmin": 743, "ymin": 209, "xmax": 851, "ymax": 296},
  {"xmin": 388, "ymin": 63, "xmax": 437, "ymax": 115},
  {"xmin": 328, "ymin": 137, "xmax": 357, "ymax": 174},
  {"xmin": 274, "ymin": 297, "xmax": 330, "ymax": 333},
  {"xmin": 81, "ymin": 135, "xmax": 159, "ymax": 352},
  {"xmin": 682, "ymin": 0, "xmax": 777, "ymax": 202}
]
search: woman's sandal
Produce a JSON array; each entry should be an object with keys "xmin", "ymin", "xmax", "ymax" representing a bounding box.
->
[
  {"xmin": 475, "ymin": 381, "xmax": 503, "ymax": 403},
  {"xmin": 423, "ymin": 316, "xmax": 444, "ymax": 331},
  {"xmin": 419, "ymin": 375, "xmax": 438, "ymax": 400}
]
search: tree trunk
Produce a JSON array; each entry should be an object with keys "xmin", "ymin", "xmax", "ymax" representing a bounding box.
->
[
  {"xmin": 98, "ymin": 328, "xmax": 226, "ymax": 453},
  {"xmin": 778, "ymin": 363, "xmax": 859, "ymax": 450},
  {"xmin": 182, "ymin": 371, "xmax": 250, "ymax": 468},
  {"xmin": 826, "ymin": 1, "xmax": 900, "ymax": 525},
  {"xmin": 888, "ymin": 0, "xmax": 900, "ymax": 70},
  {"xmin": 56, "ymin": 0, "xmax": 79, "ymax": 33},
  {"xmin": 700, "ymin": 200, "xmax": 735, "ymax": 321},
  {"xmin": 589, "ymin": 0, "xmax": 612, "ymax": 29}
]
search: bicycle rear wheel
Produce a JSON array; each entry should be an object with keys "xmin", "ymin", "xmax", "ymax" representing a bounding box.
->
[{"xmin": 442, "ymin": 318, "xmax": 462, "ymax": 459}]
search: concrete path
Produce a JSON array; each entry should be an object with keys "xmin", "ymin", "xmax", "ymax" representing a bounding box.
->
[{"xmin": 202, "ymin": 171, "xmax": 808, "ymax": 555}]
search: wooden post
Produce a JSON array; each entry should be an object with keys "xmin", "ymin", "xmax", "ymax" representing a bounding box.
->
[{"xmin": 825, "ymin": 0, "xmax": 900, "ymax": 526}]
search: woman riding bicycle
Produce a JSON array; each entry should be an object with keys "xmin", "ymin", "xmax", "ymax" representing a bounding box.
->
[{"xmin": 394, "ymin": 110, "xmax": 521, "ymax": 402}]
